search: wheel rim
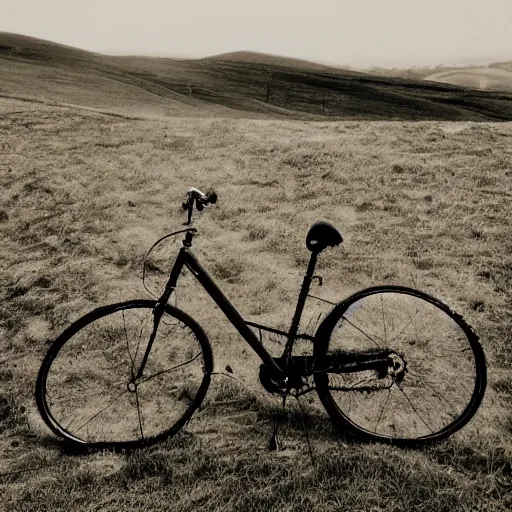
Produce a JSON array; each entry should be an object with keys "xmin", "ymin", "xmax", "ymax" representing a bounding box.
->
[
  {"xmin": 316, "ymin": 289, "xmax": 485, "ymax": 442},
  {"xmin": 40, "ymin": 303, "xmax": 211, "ymax": 447}
]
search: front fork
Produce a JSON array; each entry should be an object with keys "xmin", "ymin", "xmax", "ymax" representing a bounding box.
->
[
  {"xmin": 133, "ymin": 247, "xmax": 189, "ymax": 382},
  {"xmin": 133, "ymin": 287, "xmax": 173, "ymax": 381}
]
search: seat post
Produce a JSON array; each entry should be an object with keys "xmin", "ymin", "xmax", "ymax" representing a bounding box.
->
[{"xmin": 304, "ymin": 250, "xmax": 319, "ymax": 281}]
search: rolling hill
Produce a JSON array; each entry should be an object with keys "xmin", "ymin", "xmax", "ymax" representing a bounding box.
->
[
  {"xmin": 2, "ymin": 32, "xmax": 512, "ymax": 121},
  {"xmin": 425, "ymin": 65, "xmax": 512, "ymax": 93}
]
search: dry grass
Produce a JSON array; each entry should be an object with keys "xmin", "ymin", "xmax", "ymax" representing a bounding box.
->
[{"xmin": 1, "ymin": 95, "xmax": 512, "ymax": 510}]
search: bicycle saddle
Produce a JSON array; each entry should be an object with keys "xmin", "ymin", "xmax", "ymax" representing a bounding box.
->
[{"xmin": 306, "ymin": 221, "xmax": 343, "ymax": 252}]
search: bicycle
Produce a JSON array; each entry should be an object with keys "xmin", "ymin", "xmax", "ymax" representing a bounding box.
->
[{"xmin": 35, "ymin": 187, "xmax": 487, "ymax": 451}]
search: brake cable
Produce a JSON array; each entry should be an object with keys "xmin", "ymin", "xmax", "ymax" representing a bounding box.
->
[{"xmin": 142, "ymin": 228, "xmax": 195, "ymax": 297}]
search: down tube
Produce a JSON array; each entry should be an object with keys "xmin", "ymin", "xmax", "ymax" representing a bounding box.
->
[{"xmin": 183, "ymin": 249, "xmax": 285, "ymax": 382}]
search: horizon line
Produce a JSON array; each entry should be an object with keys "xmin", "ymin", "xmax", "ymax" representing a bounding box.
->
[{"xmin": 1, "ymin": 30, "xmax": 511, "ymax": 71}]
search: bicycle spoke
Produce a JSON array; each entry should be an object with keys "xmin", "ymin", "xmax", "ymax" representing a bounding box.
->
[
  {"xmin": 73, "ymin": 388, "xmax": 129, "ymax": 435},
  {"xmin": 416, "ymin": 347, "xmax": 474, "ymax": 362},
  {"xmin": 341, "ymin": 315, "xmax": 383, "ymax": 348},
  {"xmin": 406, "ymin": 370, "xmax": 462, "ymax": 416},
  {"xmin": 139, "ymin": 353, "xmax": 201, "ymax": 384},
  {"xmin": 133, "ymin": 315, "xmax": 148, "ymax": 367},
  {"xmin": 48, "ymin": 380, "xmax": 125, "ymax": 408},
  {"xmin": 398, "ymin": 387, "xmax": 434, "ymax": 434},
  {"xmin": 409, "ymin": 350, "xmax": 470, "ymax": 360},
  {"xmin": 64, "ymin": 412, "xmax": 83, "ymax": 432},
  {"xmin": 374, "ymin": 389, "xmax": 391, "ymax": 434},
  {"xmin": 387, "ymin": 308, "xmax": 419, "ymax": 346},
  {"xmin": 122, "ymin": 310, "xmax": 135, "ymax": 378}
]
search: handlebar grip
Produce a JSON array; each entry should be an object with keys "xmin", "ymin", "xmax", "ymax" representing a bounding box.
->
[
  {"xmin": 187, "ymin": 187, "xmax": 207, "ymax": 200},
  {"xmin": 182, "ymin": 187, "xmax": 218, "ymax": 224},
  {"xmin": 185, "ymin": 187, "xmax": 217, "ymax": 206}
]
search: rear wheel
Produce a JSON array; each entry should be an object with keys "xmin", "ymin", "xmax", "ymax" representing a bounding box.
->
[
  {"xmin": 36, "ymin": 300, "xmax": 213, "ymax": 451},
  {"xmin": 314, "ymin": 286, "xmax": 486, "ymax": 446}
]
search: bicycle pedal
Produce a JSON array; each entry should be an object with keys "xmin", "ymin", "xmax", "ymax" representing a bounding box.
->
[{"xmin": 259, "ymin": 364, "xmax": 285, "ymax": 395}]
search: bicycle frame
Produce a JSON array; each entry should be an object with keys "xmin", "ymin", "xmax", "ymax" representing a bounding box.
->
[
  {"xmin": 135, "ymin": 229, "xmax": 393, "ymax": 390},
  {"xmin": 137, "ymin": 230, "xmax": 319, "ymax": 384}
]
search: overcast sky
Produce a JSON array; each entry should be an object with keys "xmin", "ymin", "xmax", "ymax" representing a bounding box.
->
[{"xmin": 2, "ymin": 1, "xmax": 512, "ymax": 68}]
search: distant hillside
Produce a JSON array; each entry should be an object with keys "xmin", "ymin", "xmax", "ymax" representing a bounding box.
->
[
  {"xmin": 2, "ymin": 32, "xmax": 512, "ymax": 121},
  {"xmin": 0, "ymin": 32, "xmax": 237, "ymax": 119},
  {"xmin": 425, "ymin": 64, "xmax": 512, "ymax": 92},
  {"xmin": 492, "ymin": 61, "xmax": 512, "ymax": 72},
  {"xmin": 204, "ymin": 51, "xmax": 352, "ymax": 73}
]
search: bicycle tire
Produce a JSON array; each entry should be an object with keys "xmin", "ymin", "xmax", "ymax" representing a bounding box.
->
[
  {"xmin": 35, "ymin": 300, "xmax": 213, "ymax": 451},
  {"xmin": 313, "ymin": 286, "xmax": 486, "ymax": 446}
]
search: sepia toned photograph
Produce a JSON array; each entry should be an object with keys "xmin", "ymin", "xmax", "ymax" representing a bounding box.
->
[{"xmin": 1, "ymin": 1, "xmax": 511, "ymax": 510}]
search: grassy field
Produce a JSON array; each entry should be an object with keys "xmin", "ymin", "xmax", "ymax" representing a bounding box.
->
[{"xmin": 1, "ymin": 91, "xmax": 511, "ymax": 511}]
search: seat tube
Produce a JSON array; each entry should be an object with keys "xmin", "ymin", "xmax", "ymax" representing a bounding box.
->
[{"xmin": 285, "ymin": 251, "xmax": 318, "ymax": 356}]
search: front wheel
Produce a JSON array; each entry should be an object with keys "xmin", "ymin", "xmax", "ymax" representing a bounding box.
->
[
  {"xmin": 36, "ymin": 300, "xmax": 213, "ymax": 451},
  {"xmin": 314, "ymin": 286, "xmax": 486, "ymax": 446}
]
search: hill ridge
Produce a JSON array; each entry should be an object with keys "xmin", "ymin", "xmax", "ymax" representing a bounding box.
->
[{"xmin": 2, "ymin": 32, "xmax": 512, "ymax": 121}]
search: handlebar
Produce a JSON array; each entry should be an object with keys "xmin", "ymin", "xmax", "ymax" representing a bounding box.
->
[{"xmin": 182, "ymin": 187, "xmax": 217, "ymax": 224}]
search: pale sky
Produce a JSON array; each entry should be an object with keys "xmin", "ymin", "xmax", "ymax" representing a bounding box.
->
[{"xmin": 2, "ymin": 0, "xmax": 512, "ymax": 68}]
